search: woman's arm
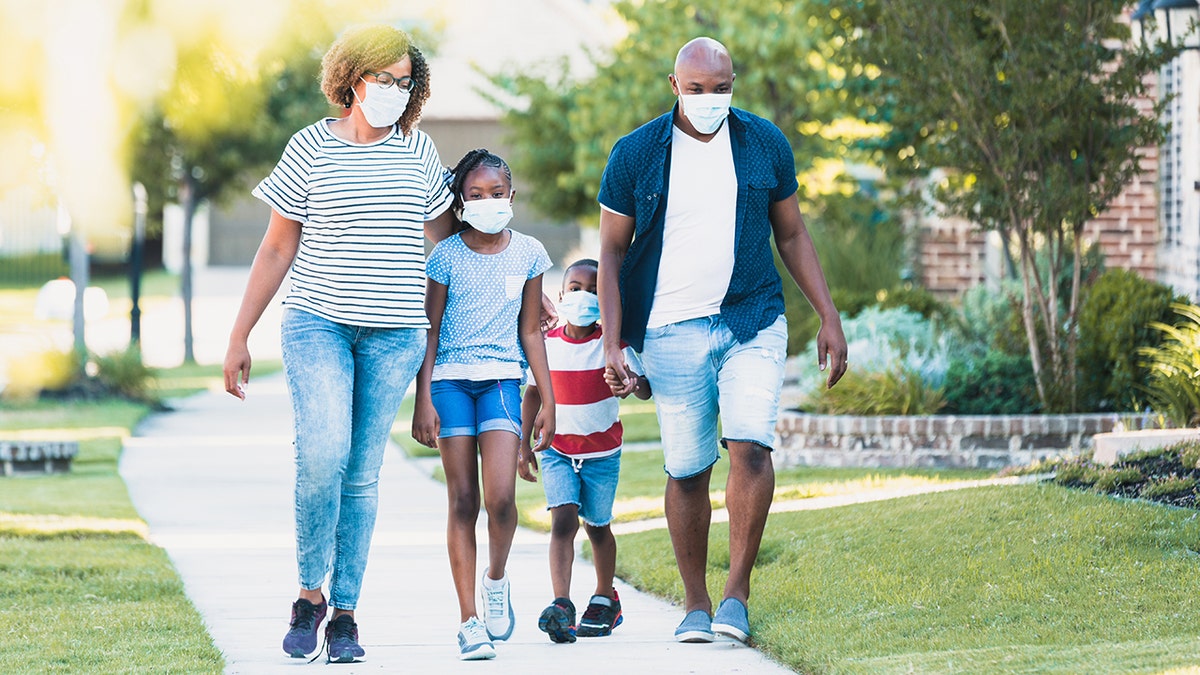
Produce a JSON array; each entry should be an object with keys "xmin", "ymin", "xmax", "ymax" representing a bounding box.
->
[
  {"xmin": 223, "ymin": 209, "xmax": 301, "ymax": 399},
  {"xmin": 519, "ymin": 274, "xmax": 555, "ymax": 451},
  {"xmin": 412, "ymin": 280, "xmax": 447, "ymax": 448}
]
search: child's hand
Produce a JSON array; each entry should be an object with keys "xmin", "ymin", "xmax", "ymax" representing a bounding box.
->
[
  {"xmin": 411, "ymin": 398, "xmax": 440, "ymax": 449},
  {"xmin": 530, "ymin": 410, "xmax": 555, "ymax": 452},
  {"xmin": 517, "ymin": 447, "xmax": 539, "ymax": 483}
]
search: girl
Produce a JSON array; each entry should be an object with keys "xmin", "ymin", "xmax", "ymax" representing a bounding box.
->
[{"xmin": 412, "ymin": 149, "xmax": 556, "ymax": 661}]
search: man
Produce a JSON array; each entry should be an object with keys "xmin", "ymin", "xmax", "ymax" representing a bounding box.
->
[{"xmin": 597, "ymin": 37, "xmax": 848, "ymax": 645}]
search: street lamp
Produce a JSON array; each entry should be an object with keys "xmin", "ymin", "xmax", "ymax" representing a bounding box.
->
[{"xmin": 1136, "ymin": 0, "xmax": 1200, "ymax": 51}]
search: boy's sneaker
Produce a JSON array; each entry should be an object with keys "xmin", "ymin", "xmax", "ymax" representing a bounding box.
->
[
  {"xmin": 537, "ymin": 597, "xmax": 577, "ymax": 643},
  {"xmin": 324, "ymin": 614, "xmax": 366, "ymax": 663},
  {"xmin": 575, "ymin": 591, "xmax": 623, "ymax": 637},
  {"xmin": 457, "ymin": 617, "xmax": 496, "ymax": 661},
  {"xmin": 282, "ymin": 597, "xmax": 327, "ymax": 658},
  {"xmin": 711, "ymin": 597, "xmax": 751, "ymax": 644},
  {"xmin": 674, "ymin": 609, "xmax": 714, "ymax": 643},
  {"xmin": 480, "ymin": 569, "xmax": 514, "ymax": 641}
]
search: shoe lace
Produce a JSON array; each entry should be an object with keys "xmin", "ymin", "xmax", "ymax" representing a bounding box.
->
[
  {"xmin": 484, "ymin": 587, "xmax": 507, "ymax": 617},
  {"xmin": 462, "ymin": 617, "xmax": 490, "ymax": 642},
  {"xmin": 289, "ymin": 601, "xmax": 317, "ymax": 630},
  {"xmin": 308, "ymin": 616, "xmax": 355, "ymax": 664},
  {"xmin": 581, "ymin": 602, "xmax": 609, "ymax": 623}
]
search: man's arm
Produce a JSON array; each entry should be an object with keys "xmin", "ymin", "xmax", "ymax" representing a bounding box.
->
[
  {"xmin": 598, "ymin": 207, "xmax": 637, "ymax": 396},
  {"xmin": 770, "ymin": 195, "xmax": 848, "ymax": 389}
]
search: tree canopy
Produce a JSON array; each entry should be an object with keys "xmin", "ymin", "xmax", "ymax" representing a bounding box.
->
[{"xmin": 820, "ymin": 0, "xmax": 1174, "ymax": 411}]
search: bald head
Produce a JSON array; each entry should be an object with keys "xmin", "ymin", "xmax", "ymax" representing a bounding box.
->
[{"xmin": 675, "ymin": 37, "xmax": 732, "ymax": 76}]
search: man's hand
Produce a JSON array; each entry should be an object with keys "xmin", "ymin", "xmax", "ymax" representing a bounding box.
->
[{"xmin": 817, "ymin": 319, "xmax": 849, "ymax": 389}]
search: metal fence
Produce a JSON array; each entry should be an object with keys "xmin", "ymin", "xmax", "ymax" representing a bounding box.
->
[{"xmin": 0, "ymin": 194, "xmax": 68, "ymax": 286}]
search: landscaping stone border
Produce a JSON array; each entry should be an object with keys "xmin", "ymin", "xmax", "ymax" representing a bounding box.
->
[
  {"xmin": 0, "ymin": 440, "xmax": 79, "ymax": 476},
  {"xmin": 774, "ymin": 412, "xmax": 1116, "ymax": 469}
]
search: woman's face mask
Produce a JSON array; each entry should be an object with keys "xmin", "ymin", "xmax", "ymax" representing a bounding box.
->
[{"xmin": 354, "ymin": 78, "xmax": 411, "ymax": 128}]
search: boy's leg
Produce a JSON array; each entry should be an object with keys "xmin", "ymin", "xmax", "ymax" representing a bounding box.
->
[
  {"xmin": 583, "ymin": 523, "xmax": 616, "ymax": 599},
  {"xmin": 549, "ymin": 505, "xmax": 581, "ymax": 599}
]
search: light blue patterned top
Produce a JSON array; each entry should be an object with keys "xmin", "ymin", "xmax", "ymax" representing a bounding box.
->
[{"xmin": 426, "ymin": 230, "xmax": 552, "ymax": 381}]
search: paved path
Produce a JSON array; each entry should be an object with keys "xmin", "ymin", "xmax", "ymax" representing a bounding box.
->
[{"xmin": 120, "ymin": 372, "xmax": 794, "ymax": 674}]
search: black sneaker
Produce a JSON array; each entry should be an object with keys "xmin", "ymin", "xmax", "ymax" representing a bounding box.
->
[
  {"xmin": 537, "ymin": 597, "xmax": 577, "ymax": 643},
  {"xmin": 282, "ymin": 598, "xmax": 327, "ymax": 658},
  {"xmin": 575, "ymin": 591, "xmax": 622, "ymax": 637},
  {"xmin": 324, "ymin": 614, "xmax": 365, "ymax": 663}
]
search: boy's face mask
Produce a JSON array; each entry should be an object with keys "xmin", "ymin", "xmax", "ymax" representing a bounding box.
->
[{"xmin": 558, "ymin": 290, "xmax": 600, "ymax": 327}]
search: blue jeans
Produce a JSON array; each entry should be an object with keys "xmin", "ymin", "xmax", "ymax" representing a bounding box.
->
[
  {"xmin": 281, "ymin": 308, "xmax": 425, "ymax": 610},
  {"xmin": 640, "ymin": 314, "xmax": 788, "ymax": 479}
]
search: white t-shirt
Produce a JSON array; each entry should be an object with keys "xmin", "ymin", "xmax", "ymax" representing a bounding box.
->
[
  {"xmin": 252, "ymin": 118, "xmax": 453, "ymax": 328},
  {"xmin": 645, "ymin": 123, "xmax": 737, "ymax": 329}
]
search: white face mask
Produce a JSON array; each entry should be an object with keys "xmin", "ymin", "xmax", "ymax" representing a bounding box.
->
[
  {"xmin": 680, "ymin": 92, "xmax": 732, "ymax": 134},
  {"xmin": 557, "ymin": 290, "xmax": 600, "ymax": 327},
  {"xmin": 460, "ymin": 197, "xmax": 513, "ymax": 234},
  {"xmin": 354, "ymin": 78, "xmax": 410, "ymax": 128}
]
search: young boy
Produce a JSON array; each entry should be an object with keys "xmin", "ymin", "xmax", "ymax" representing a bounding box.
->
[{"xmin": 518, "ymin": 258, "xmax": 651, "ymax": 644}]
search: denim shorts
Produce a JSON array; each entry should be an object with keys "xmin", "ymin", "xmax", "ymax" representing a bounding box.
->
[
  {"xmin": 640, "ymin": 314, "xmax": 787, "ymax": 479},
  {"xmin": 431, "ymin": 378, "xmax": 522, "ymax": 438},
  {"xmin": 539, "ymin": 449, "xmax": 621, "ymax": 527}
]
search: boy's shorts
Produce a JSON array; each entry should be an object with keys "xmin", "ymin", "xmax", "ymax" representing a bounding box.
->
[
  {"xmin": 431, "ymin": 378, "xmax": 522, "ymax": 438},
  {"xmin": 539, "ymin": 448, "xmax": 621, "ymax": 527}
]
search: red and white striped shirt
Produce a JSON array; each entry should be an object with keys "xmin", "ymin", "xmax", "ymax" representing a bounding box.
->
[{"xmin": 539, "ymin": 325, "xmax": 641, "ymax": 459}]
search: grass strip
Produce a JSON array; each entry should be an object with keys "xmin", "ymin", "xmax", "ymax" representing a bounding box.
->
[{"xmin": 615, "ymin": 483, "xmax": 1200, "ymax": 674}]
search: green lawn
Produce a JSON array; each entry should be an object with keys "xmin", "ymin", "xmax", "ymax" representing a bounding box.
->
[
  {"xmin": 615, "ymin": 483, "xmax": 1200, "ymax": 674},
  {"xmin": 0, "ymin": 364, "xmax": 226, "ymax": 672}
]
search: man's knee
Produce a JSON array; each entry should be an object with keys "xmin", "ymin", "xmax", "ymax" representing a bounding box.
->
[{"xmin": 728, "ymin": 442, "xmax": 774, "ymax": 476}]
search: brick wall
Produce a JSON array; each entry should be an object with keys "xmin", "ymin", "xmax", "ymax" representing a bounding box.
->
[
  {"xmin": 774, "ymin": 412, "xmax": 1116, "ymax": 470},
  {"xmin": 917, "ymin": 76, "xmax": 1161, "ymax": 298}
]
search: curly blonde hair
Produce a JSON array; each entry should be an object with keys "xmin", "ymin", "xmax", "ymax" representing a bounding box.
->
[{"xmin": 320, "ymin": 25, "xmax": 431, "ymax": 135}]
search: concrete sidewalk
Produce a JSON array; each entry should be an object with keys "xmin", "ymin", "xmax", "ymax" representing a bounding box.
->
[{"xmin": 119, "ymin": 371, "xmax": 795, "ymax": 674}]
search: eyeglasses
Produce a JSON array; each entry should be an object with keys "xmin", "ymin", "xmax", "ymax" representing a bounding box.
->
[{"xmin": 365, "ymin": 71, "xmax": 414, "ymax": 93}]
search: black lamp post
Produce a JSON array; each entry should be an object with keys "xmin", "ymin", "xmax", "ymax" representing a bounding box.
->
[{"xmin": 129, "ymin": 182, "xmax": 147, "ymax": 346}]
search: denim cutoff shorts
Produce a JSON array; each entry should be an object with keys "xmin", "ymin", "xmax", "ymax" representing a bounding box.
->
[
  {"xmin": 431, "ymin": 378, "xmax": 522, "ymax": 438},
  {"xmin": 639, "ymin": 314, "xmax": 787, "ymax": 479},
  {"xmin": 539, "ymin": 449, "xmax": 621, "ymax": 527}
]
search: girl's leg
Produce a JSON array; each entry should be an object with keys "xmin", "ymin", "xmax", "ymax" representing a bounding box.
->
[
  {"xmin": 548, "ymin": 505, "xmax": 580, "ymax": 599},
  {"xmin": 327, "ymin": 326, "xmax": 425, "ymax": 615},
  {"xmin": 440, "ymin": 435, "xmax": 482, "ymax": 623},
  {"xmin": 478, "ymin": 429, "xmax": 519, "ymax": 578},
  {"xmin": 584, "ymin": 523, "xmax": 617, "ymax": 599}
]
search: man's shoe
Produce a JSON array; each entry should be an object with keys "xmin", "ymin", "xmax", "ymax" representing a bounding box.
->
[
  {"xmin": 711, "ymin": 597, "xmax": 750, "ymax": 644},
  {"xmin": 458, "ymin": 617, "xmax": 496, "ymax": 660},
  {"xmin": 575, "ymin": 591, "xmax": 623, "ymax": 637},
  {"xmin": 537, "ymin": 597, "xmax": 577, "ymax": 643},
  {"xmin": 480, "ymin": 569, "xmax": 514, "ymax": 641},
  {"xmin": 324, "ymin": 614, "xmax": 366, "ymax": 663},
  {"xmin": 674, "ymin": 608, "xmax": 714, "ymax": 643},
  {"xmin": 282, "ymin": 597, "xmax": 327, "ymax": 658}
]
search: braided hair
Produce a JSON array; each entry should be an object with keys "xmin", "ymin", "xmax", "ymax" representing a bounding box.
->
[
  {"xmin": 448, "ymin": 149, "xmax": 512, "ymax": 232},
  {"xmin": 320, "ymin": 25, "xmax": 431, "ymax": 136}
]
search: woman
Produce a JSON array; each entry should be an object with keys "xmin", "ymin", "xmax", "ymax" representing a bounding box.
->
[{"xmin": 222, "ymin": 24, "xmax": 454, "ymax": 663}]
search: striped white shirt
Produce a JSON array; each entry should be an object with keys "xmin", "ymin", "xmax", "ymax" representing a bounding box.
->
[{"xmin": 252, "ymin": 118, "xmax": 453, "ymax": 327}]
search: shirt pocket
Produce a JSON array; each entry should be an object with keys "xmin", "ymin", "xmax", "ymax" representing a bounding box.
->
[{"xmin": 505, "ymin": 275, "xmax": 526, "ymax": 299}]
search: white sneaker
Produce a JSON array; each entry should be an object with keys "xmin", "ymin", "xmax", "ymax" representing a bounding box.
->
[
  {"xmin": 457, "ymin": 617, "xmax": 495, "ymax": 661},
  {"xmin": 479, "ymin": 568, "xmax": 514, "ymax": 641}
]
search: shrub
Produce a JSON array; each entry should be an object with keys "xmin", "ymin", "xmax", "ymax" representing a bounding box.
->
[
  {"xmin": 1140, "ymin": 476, "xmax": 1197, "ymax": 500},
  {"xmin": 941, "ymin": 350, "xmax": 1040, "ymax": 414},
  {"xmin": 1077, "ymin": 269, "xmax": 1184, "ymax": 412},
  {"xmin": 1181, "ymin": 441, "xmax": 1200, "ymax": 470},
  {"xmin": 93, "ymin": 348, "xmax": 160, "ymax": 405},
  {"xmin": 1139, "ymin": 303, "xmax": 1200, "ymax": 427},
  {"xmin": 1092, "ymin": 467, "xmax": 1144, "ymax": 493},
  {"xmin": 1054, "ymin": 462, "xmax": 1100, "ymax": 486},
  {"xmin": 808, "ymin": 366, "xmax": 946, "ymax": 415},
  {"xmin": 2, "ymin": 347, "xmax": 78, "ymax": 402}
]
